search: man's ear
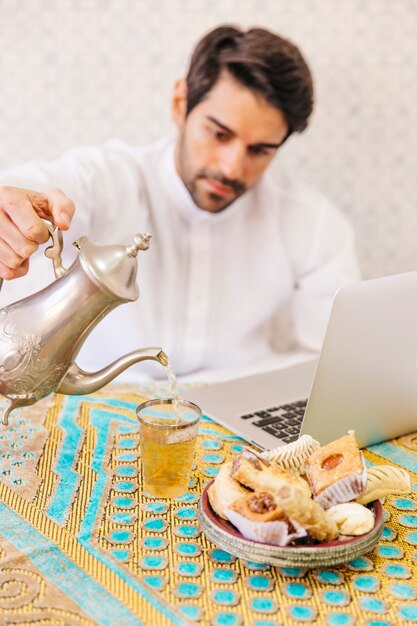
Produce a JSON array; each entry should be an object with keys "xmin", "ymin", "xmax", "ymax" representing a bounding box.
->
[{"xmin": 172, "ymin": 79, "xmax": 188, "ymax": 127}]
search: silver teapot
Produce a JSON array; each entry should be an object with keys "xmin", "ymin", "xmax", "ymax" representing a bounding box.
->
[{"xmin": 0, "ymin": 223, "xmax": 168, "ymax": 425}]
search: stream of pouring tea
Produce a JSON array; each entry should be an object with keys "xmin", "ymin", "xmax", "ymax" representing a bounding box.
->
[{"xmin": 165, "ymin": 358, "xmax": 181, "ymax": 422}]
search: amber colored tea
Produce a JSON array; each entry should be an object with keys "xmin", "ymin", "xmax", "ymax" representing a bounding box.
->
[
  {"xmin": 137, "ymin": 398, "xmax": 201, "ymax": 498},
  {"xmin": 140, "ymin": 421, "xmax": 198, "ymax": 497}
]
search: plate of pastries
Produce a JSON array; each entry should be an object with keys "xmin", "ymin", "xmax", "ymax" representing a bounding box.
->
[{"xmin": 198, "ymin": 432, "xmax": 412, "ymax": 567}]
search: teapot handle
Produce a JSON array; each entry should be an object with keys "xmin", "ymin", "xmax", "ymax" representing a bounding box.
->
[
  {"xmin": 43, "ymin": 220, "xmax": 67, "ymax": 278},
  {"xmin": 0, "ymin": 219, "xmax": 67, "ymax": 292}
]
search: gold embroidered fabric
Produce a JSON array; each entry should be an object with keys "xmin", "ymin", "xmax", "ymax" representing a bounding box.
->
[{"xmin": 0, "ymin": 384, "xmax": 416, "ymax": 626}]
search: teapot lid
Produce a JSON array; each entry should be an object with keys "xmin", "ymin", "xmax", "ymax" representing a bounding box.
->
[{"xmin": 75, "ymin": 233, "xmax": 152, "ymax": 302}]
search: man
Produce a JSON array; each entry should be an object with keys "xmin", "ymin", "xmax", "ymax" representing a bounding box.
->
[{"xmin": 0, "ymin": 26, "xmax": 359, "ymax": 381}]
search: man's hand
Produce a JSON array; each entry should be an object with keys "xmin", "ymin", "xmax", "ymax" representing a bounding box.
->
[{"xmin": 0, "ymin": 187, "xmax": 75, "ymax": 280}]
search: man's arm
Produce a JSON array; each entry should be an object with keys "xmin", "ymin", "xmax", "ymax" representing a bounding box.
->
[
  {"xmin": 279, "ymin": 180, "xmax": 360, "ymax": 352},
  {"xmin": 291, "ymin": 219, "xmax": 360, "ymax": 351},
  {"xmin": 0, "ymin": 143, "xmax": 117, "ymax": 282},
  {"xmin": 0, "ymin": 142, "xmax": 149, "ymax": 290},
  {"xmin": 0, "ymin": 186, "xmax": 75, "ymax": 280}
]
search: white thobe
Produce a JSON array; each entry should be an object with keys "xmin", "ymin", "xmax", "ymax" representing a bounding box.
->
[{"xmin": 0, "ymin": 139, "xmax": 360, "ymax": 381}]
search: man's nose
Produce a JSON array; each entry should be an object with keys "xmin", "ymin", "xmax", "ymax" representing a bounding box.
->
[{"xmin": 219, "ymin": 143, "xmax": 246, "ymax": 181}]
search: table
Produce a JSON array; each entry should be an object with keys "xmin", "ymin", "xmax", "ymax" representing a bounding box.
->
[{"xmin": 0, "ymin": 383, "xmax": 416, "ymax": 626}]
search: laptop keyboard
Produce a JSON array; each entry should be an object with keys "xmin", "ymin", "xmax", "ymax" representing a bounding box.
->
[{"xmin": 240, "ymin": 399, "xmax": 308, "ymax": 444}]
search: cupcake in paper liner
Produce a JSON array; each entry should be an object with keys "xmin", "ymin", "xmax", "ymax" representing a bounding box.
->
[
  {"xmin": 224, "ymin": 491, "xmax": 307, "ymax": 546},
  {"xmin": 305, "ymin": 432, "xmax": 367, "ymax": 509}
]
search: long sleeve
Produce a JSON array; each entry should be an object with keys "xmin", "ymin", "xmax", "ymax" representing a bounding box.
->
[
  {"xmin": 278, "ymin": 175, "xmax": 361, "ymax": 352},
  {"xmin": 0, "ymin": 141, "xmax": 149, "ymax": 306},
  {"xmin": 0, "ymin": 148, "xmax": 101, "ymax": 303},
  {"xmin": 0, "ymin": 146, "xmax": 108, "ymax": 255}
]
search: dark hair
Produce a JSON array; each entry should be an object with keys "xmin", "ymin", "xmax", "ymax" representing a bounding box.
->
[{"xmin": 185, "ymin": 25, "xmax": 314, "ymax": 135}]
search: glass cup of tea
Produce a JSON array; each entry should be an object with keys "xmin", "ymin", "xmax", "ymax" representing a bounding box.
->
[{"xmin": 136, "ymin": 398, "xmax": 201, "ymax": 498}]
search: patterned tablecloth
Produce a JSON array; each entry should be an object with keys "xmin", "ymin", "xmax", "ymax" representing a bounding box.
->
[{"xmin": 0, "ymin": 383, "xmax": 416, "ymax": 626}]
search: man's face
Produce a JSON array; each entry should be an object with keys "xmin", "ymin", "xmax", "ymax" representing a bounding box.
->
[{"xmin": 173, "ymin": 71, "xmax": 289, "ymax": 213}]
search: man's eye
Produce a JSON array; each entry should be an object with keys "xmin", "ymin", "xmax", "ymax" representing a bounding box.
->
[
  {"xmin": 213, "ymin": 130, "xmax": 230, "ymax": 142},
  {"xmin": 248, "ymin": 145, "xmax": 271, "ymax": 156}
]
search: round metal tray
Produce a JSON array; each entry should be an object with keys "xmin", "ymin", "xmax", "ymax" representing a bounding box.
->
[{"xmin": 198, "ymin": 481, "xmax": 383, "ymax": 568}]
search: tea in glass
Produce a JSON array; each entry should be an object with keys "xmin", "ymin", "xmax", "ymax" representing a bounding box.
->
[{"xmin": 137, "ymin": 398, "xmax": 201, "ymax": 498}]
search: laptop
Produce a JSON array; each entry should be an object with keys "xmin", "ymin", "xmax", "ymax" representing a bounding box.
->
[{"xmin": 186, "ymin": 270, "xmax": 417, "ymax": 449}]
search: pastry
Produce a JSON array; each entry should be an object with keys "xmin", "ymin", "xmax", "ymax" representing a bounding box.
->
[
  {"xmin": 305, "ymin": 432, "xmax": 367, "ymax": 508},
  {"xmin": 208, "ymin": 461, "xmax": 251, "ymax": 519},
  {"xmin": 261, "ymin": 434, "xmax": 320, "ymax": 474},
  {"xmin": 326, "ymin": 502, "xmax": 375, "ymax": 536},
  {"xmin": 229, "ymin": 490, "xmax": 286, "ymax": 522},
  {"xmin": 355, "ymin": 465, "xmax": 411, "ymax": 505},
  {"xmin": 230, "ymin": 448, "xmax": 311, "ymax": 497},
  {"xmin": 274, "ymin": 484, "xmax": 338, "ymax": 542},
  {"xmin": 224, "ymin": 490, "xmax": 307, "ymax": 546}
]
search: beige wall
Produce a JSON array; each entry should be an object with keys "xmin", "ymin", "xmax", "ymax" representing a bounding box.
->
[{"xmin": 1, "ymin": 0, "xmax": 416, "ymax": 278}]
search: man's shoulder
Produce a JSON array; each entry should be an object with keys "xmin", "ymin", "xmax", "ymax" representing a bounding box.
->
[
  {"xmin": 103, "ymin": 137, "xmax": 172, "ymax": 165},
  {"xmin": 262, "ymin": 163, "xmax": 337, "ymax": 217},
  {"xmin": 47, "ymin": 137, "xmax": 169, "ymax": 171},
  {"xmin": 259, "ymin": 164, "xmax": 354, "ymax": 256},
  {"xmin": 51, "ymin": 137, "xmax": 172, "ymax": 186}
]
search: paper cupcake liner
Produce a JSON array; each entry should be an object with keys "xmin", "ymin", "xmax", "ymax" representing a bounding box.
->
[
  {"xmin": 314, "ymin": 464, "xmax": 368, "ymax": 509},
  {"xmin": 224, "ymin": 508, "xmax": 307, "ymax": 546}
]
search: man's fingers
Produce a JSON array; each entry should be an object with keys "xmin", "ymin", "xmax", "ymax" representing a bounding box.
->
[
  {"xmin": 0, "ymin": 211, "xmax": 39, "ymax": 260},
  {"xmin": 0, "ymin": 186, "xmax": 76, "ymax": 282},
  {"xmin": 1, "ymin": 187, "xmax": 75, "ymax": 237},
  {"xmin": 0, "ymin": 238, "xmax": 23, "ymax": 270},
  {"xmin": 44, "ymin": 188, "xmax": 75, "ymax": 230},
  {"xmin": 0, "ymin": 257, "xmax": 29, "ymax": 281},
  {"xmin": 25, "ymin": 188, "xmax": 74, "ymax": 230},
  {"xmin": 1, "ymin": 187, "xmax": 49, "ymax": 244}
]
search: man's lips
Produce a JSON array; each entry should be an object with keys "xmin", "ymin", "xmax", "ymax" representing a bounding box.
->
[{"xmin": 200, "ymin": 177, "xmax": 235, "ymax": 197}]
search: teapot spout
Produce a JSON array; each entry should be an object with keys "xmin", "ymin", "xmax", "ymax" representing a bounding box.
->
[
  {"xmin": 0, "ymin": 397, "xmax": 27, "ymax": 426},
  {"xmin": 55, "ymin": 348, "xmax": 169, "ymax": 396}
]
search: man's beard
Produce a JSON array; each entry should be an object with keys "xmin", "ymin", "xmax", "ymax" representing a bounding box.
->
[
  {"xmin": 188, "ymin": 170, "xmax": 247, "ymax": 212},
  {"xmin": 176, "ymin": 134, "xmax": 247, "ymax": 212}
]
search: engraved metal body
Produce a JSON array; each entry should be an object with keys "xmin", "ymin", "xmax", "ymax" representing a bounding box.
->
[{"xmin": 0, "ymin": 224, "xmax": 167, "ymax": 425}]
